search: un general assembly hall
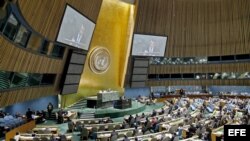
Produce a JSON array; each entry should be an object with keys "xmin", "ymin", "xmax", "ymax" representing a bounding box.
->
[{"xmin": 0, "ymin": 0, "xmax": 250, "ymax": 141}]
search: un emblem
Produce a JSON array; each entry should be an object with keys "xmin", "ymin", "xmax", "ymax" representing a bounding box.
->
[{"xmin": 89, "ymin": 47, "xmax": 111, "ymax": 74}]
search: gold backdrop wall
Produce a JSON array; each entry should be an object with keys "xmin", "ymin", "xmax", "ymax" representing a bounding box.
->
[{"xmin": 61, "ymin": 0, "xmax": 135, "ymax": 107}]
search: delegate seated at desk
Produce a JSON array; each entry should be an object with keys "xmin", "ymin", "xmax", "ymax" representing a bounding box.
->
[{"xmin": 137, "ymin": 95, "xmax": 154, "ymax": 105}]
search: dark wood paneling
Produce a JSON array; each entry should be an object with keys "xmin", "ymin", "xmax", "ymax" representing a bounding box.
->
[
  {"xmin": 0, "ymin": 36, "xmax": 67, "ymax": 73},
  {"xmin": 129, "ymin": 0, "xmax": 250, "ymax": 87},
  {"xmin": 0, "ymin": 86, "xmax": 58, "ymax": 107},
  {"xmin": 17, "ymin": 0, "xmax": 103, "ymax": 41},
  {"xmin": 148, "ymin": 63, "xmax": 250, "ymax": 74},
  {"xmin": 0, "ymin": 0, "xmax": 103, "ymax": 107},
  {"xmin": 146, "ymin": 79, "xmax": 250, "ymax": 86},
  {"xmin": 0, "ymin": 35, "xmax": 68, "ymax": 107},
  {"xmin": 135, "ymin": 0, "xmax": 250, "ymax": 57}
]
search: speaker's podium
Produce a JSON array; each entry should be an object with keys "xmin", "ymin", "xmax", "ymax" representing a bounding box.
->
[
  {"xmin": 114, "ymin": 98, "xmax": 132, "ymax": 109},
  {"xmin": 86, "ymin": 91, "xmax": 120, "ymax": 108}
]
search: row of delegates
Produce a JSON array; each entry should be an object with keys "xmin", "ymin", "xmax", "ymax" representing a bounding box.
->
[
  {"xmin": 14, "ymin": 132, "xmax": 67, "ymax": 141},
  {"xmin": 25, "ymin": 108, "xmax": 46, "ymax": 122}
]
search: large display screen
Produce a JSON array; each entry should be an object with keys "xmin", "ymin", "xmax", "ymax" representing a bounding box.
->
[
  {"xmin": 132, "ymin": 34, "xmax": 167, "ymax": 56},
  {"xmin": 57, "ymin": 5, "xmax": 95, "ymax": 50}
]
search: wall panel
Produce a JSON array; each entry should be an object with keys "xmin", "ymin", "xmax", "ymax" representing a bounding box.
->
[
  {"xmin": 149, "ymin": 63, "xmax": 250, "ymax": 74},
  {"xmin": 17, "ymin": 0, "xmax": 103, "ymax": 41},
  {"xmin": 135, "ymin": 0, "xmax": 250, "ymax": 57},
  {"xmin": 125, "ymin": 0, "xmax": 250, "ymax": 87},
  {"xmin": 0, "ymin": 36, "xmax": 66, "ymax": 73},
  {"xmin": 0, "ymin": 36, "xmax": 68, "ymax": 107},
  {"xmin": 147, "ymin": 80, "xmax": 250, "ymax": 86},
  {"xmin": 1, "ymin": 0, "xmax": 102, "ymax": 107},
  {"xmin": 0, "ymin": 86, "xmax": 58, "ymax": 107}
]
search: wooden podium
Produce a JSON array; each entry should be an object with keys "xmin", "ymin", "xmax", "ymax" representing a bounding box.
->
[
  {"xmin": 114, "ymin": 99, "xmax": 132, "ymax": 109},
  {"xmin": 86, "ymin": 91, "xmax": 120, "ymax": 108},
  {"xmin": 97, "ymin": 91, "xmax": 120, "ymax": 108}
]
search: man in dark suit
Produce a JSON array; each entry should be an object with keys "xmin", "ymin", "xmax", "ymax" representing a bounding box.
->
[
  {"xmin": 187, "ymin": 124, "xmax": 196, "ymax": 138},
  {"xmin": 57, "ymin": 109, "xmax": 64, "ymax": 124},
  {"xmin": 180, "ymin": 89, "xmax": 185, "ymax": 97},
  {"xmin": 47, "ymin": 102, "xmax": 53, "ymax": 118},
  {"xmin": 26, "ymin": 108, "xmax": 33, "ymax": 121}
]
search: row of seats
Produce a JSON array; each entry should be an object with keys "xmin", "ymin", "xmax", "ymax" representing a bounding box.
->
[
  {"xmin": 0, "ymin": 116, "xmax": 26, "ymax": 130},
  {"xmin": 72, "ymin": 117, "xmax": 111, "ymax": 125},
  {"xmin": 64, "ymin": 97, "xmax": 249, "ymax": 141},
  {"xmin": 18, "ymin": 133, "xmax": 72, "ymax": 141},
  {"xmin": 94, "ymin": 96, "xmax": 235, "ymax": 140},
  {"xmin": 82, "ymin": 98, "xmax": 204, "ymax": 140}
]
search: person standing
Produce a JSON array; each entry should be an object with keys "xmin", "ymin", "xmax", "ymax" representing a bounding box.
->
[
  {"xmin": 14, "ymin": 132, "xmax": 20, "ymax": 141},
  {"xmin": 26, "ymin": 108, "xmax": 33, "ymax": 121},
  {"xmin": 148, "ymin": 40, "xmax": 155, "ymax": 53},
  {"xmin": 47, "ymin": 102, "xmax": 53, "ymax": 118},
  {"xmin": 180, "ymin": 89, "xmax": 185, "ymax": 97}
]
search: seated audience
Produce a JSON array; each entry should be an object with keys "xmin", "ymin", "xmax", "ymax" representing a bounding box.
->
[
  {"xmin": 111, "ymin": 129, "xmax": 118, "ymax": 138},
  {"xmin": 99, "ymin": 119, "xmax": 105, "ymax": 124},
  {"xmin": 0, "ymin": 111, "xmax": 6, "ymax": 118},
  {"xmin": 151, "ymin": 109, "xmax": 157, "ymax": 117},
  {"xmin": 59, "ymin": 133, "xmax": 67, "ymax": 141},
  {"xmin": 50, "ymin": 134, "xmax": 57, "ymax": 141},
  {"xmin": 123, "ymin": 135, "xmax": 130, "ymax": 141},
  {"xmin": 106, "ymin": 117, "xmax": 113, "ymax": 123}
]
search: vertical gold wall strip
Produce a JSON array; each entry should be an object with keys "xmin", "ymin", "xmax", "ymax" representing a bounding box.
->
[{"xmin": 61, "ymin": 0, "xmax": 135, "ymax": 107}]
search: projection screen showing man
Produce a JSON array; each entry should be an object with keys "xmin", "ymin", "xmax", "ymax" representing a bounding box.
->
[
  {"xmin": 132, "ymin": 34, "xmax": 167, "ymax": 57},
  {"xmin": 57, "ymin": 5, "xmax": 95, "ymax": 50}
]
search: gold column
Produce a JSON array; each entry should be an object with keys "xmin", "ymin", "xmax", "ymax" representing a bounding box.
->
[{"xmin": 61, "ymin": 0, "xmax": 136, "ymax": 107}]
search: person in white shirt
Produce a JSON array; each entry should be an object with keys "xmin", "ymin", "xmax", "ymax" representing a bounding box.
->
[{"xmin": 14, "ymin": 132, "xmax": 20, "ymax": 141}]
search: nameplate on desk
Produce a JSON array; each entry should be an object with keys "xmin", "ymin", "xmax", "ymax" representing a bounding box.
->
[{"xmin": 224, "ymin": 125, "xmax": 250, "ymax": 140}]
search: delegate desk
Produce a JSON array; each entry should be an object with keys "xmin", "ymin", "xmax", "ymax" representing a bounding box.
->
[
  {"xmin": 211, "ymin": 125, "xmax": 224, "ymax": 141},
  {"xmin": 114, "ymin": 99, "xmax": 132, "ymax": 109},
  {"xmin": 32, "ymin": 127, "xmax": 58, "ymax": 134},
  {"xmin": 124, "ymin": 104, "xmax": 169, "ymax": 121},
  {"xmin": 85, "ymin": 122, "xmax": 123, "ymax": 131},
  {"xmin": 159, "ymin": 118, "xmax": 185, "ymax": 131},
  {"xmin": 72, "ymin": 117, "xmax": 110, "ymax": 124},
  {"xmin": 64, "ymin": 111, "xmax": 77, "ymax": 120},
  {"xmin": 190, "ymin": 110, "xmax": 201, "ymax": 117},
  {"xmin": 211, "ymin": 122, "xmax": 239, "ymax": 141},
  {"xmin": 160, "ymin": 110, "xmax": 200, "ymax": 131},
  {"xmin": 96, "ymin": 127, "xmax": 142, "ymax": 139},
  {"xmin": 182, "ymin": 119, "xmax": 211, "ymax": 139},
  {"xmin": 117, "ymin": 130, "xmax": 172, "ymax": 141},
  {"xmin": 180, "ymin": 135, "xmax": 201, "ymax": 141},
  {"xmin": 19, "ymin": 133, "xmax": 72, "ymax": 141}
]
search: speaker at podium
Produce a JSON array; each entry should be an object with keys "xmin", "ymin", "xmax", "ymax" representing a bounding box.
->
[{"xmin": 176, "ymin": 89, "xmax": 185, "ymax": 97}]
